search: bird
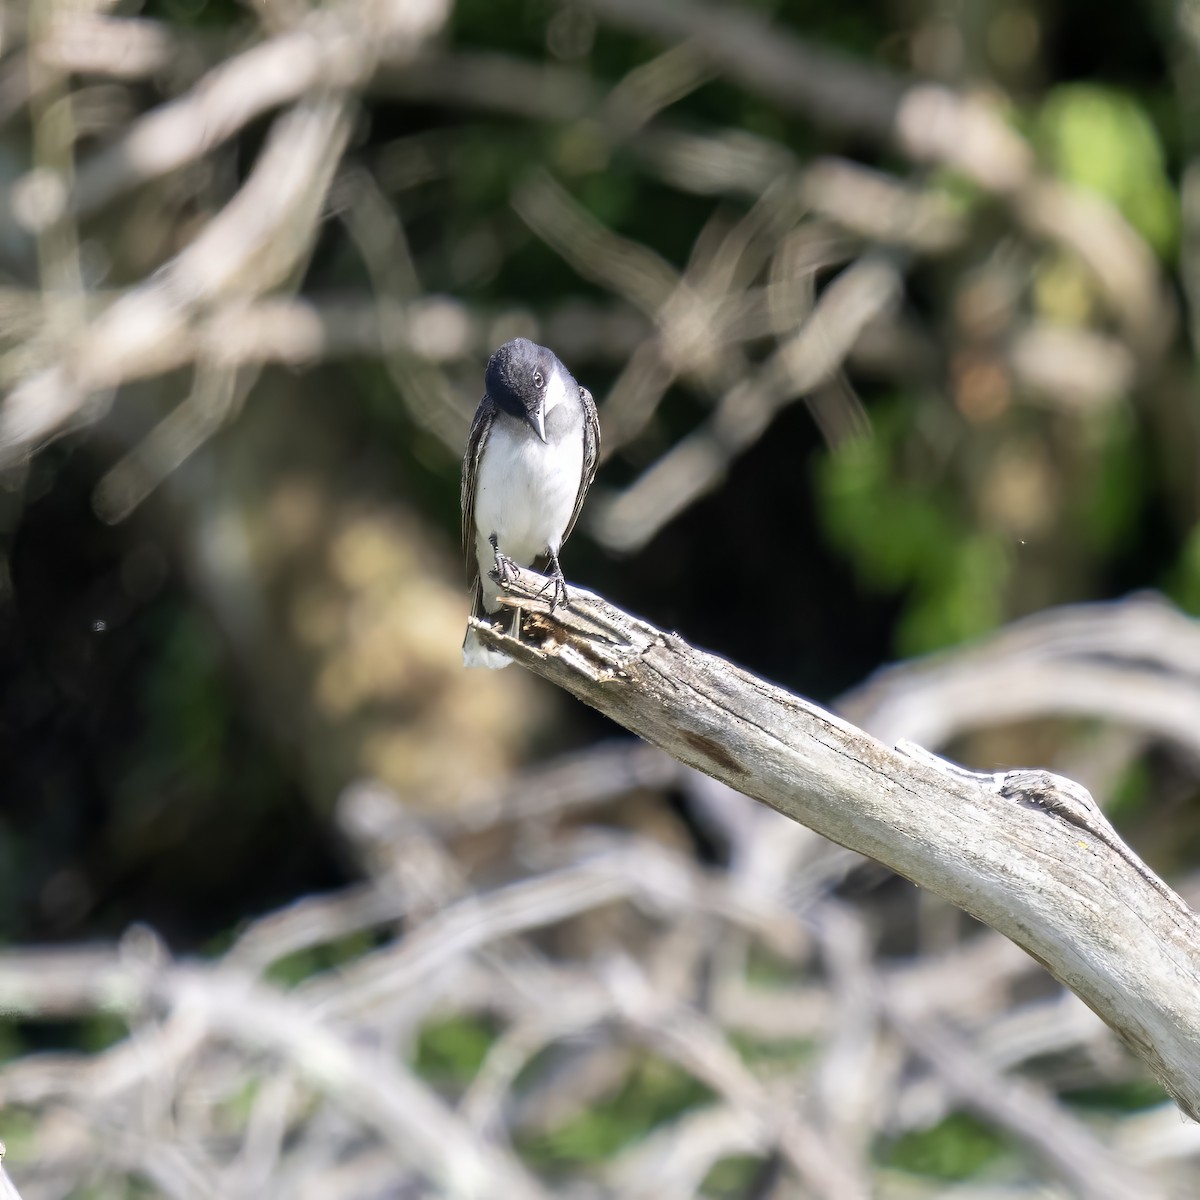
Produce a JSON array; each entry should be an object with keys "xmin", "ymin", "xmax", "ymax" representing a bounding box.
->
[{"xmin": 461, "ymin": 337, "xmax": 600, "ymax": 669}]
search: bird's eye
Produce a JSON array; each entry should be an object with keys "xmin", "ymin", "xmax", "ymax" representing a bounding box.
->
[{"xmin": 533, "ymin": 370, "xmax": 545, "ymax": 389}]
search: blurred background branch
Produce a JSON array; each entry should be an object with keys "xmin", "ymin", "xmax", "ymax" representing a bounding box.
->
[{"xmin": 2, "ymin": 0, "xmax": 1200, "ymax": 1196}]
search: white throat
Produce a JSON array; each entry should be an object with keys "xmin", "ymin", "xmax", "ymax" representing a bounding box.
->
[{"xmin": 543, "ymin": 367, "xmax": 571, "ymax": 415}]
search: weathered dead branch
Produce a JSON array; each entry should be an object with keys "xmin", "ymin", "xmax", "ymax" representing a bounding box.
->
[{"xmin": 471, "ymin": 567, "xmax": 1200, "ymax": 1121}]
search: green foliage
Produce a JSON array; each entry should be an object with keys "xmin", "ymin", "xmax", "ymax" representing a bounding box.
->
[
  {"xmin": 451, "ymin": 127, "xmax": 555, "ymax": 212},
  {"xmin": 48, "ymin": 1178, "xmax": 159, "ymax": 1200},
  {"xmin": 1035, "ymin": 84, "xmax": 1178, "ymax": 257},
  {"xmin": 816, "ymin": 404, "xmax": 1008, "ymax": 655},
  {"xmin": 701, "ymin": 1155, "xmax": 770, "ymax": 1197},
  {"xmin": 218, "ymin": 1076, "xmax": 261, "ymax": 1127},
  {"xmin": 577, "ymin": 169, "xmax": 641, "ymax": 232},
  {"xmin": 80, "ymin": 1013, "xmax": 127, "ymax": 1054},
  {"xmin": 415, "ymin": 1014, "xmax": 497, "ymax": 1085},
  {"xmin": 0, "ymin": 1022, "xmax": 20, "ymax": 1065},
  {"xmin": 728, "ymin": 1030, "xmax": 814, "ymax": 1070},
  {"xmin": 1062, "ymin": 1078, "xmax": 1171, "ymax": 1111},
  {"xmin": 142, "ymin": 0, "xmax": 245, "ymax": 30},
  {"xmin": 264, "ymin": 929, "xmax": 382, "ymax": 990},
  {"xmin": 882, "ymin": 1111, "xmax": 1012, "ymax": 1180},
  {"xmin": 1167, "ymin": 522, "xmax": 1200, "ymax": 616},
  {"xmin": 743, "ymin": 940, "xmax": 803, "ymax": 986},
  {"xmin": 0, "ymin": 1108, "xmax": 36, "ymax": 1162},
  {"xmin": 1075, "ymin": 407, "xmax": 1143, "ymax": 553},
  {"xmin": 1106, "ymin": 755, "xmax": 1151, "ymax": 825},
  {"xmin": 519, "ymin": 1053, "xmax": 713, "ymax": 1167},
  {"xmin": 897, "ymin": 533, "xmax": 1009, "ymax": 657},
  {"xmin": 452, "ymin": 0, "xmax": 559, "ymax": 55}
]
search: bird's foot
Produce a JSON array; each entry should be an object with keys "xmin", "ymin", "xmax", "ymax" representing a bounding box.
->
[
  {"xmin": 488, "ymin": 534, "xmax": 520, "ymax": 588},
  {"xmin": 536, "ymin": 552, "xmax": 570, "ymax": 613}
]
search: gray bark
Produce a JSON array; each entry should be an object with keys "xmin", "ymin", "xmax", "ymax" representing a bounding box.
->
[{"xmin": 471, "ymin": 567, "xmax": 1200, "ymax": 1121}]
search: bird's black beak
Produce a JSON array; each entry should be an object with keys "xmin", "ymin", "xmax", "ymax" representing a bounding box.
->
[{"xmin": 529, "ymin": 404, "xmax": 547, "ymax": 443}]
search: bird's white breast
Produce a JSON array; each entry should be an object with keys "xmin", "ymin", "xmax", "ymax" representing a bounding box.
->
[{"xmin": 473, "ymin": 415, "xmax": 584, "ymax": 598}]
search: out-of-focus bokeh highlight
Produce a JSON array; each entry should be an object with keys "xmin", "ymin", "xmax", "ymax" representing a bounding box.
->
[{"xmin": 0, "ymin": 0, "xmax": 1199, "ymax": 1194}]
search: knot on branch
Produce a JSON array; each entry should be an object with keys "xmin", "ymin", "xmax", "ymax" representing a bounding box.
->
[
  {"xmin": 996, "ymin": 769, "xmax": 1101, "ymax": 820},
  {"xmin": 897, "ymin": 742, "xmax": 1196, "ymax": 919}
]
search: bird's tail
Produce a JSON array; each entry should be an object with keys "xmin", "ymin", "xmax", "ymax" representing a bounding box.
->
[
  {"xmin": 462, "ymin": 580, "xmax": 514, "ymax": 669},
  {"xmin": 462, "ymin": 626, "xmax": 513, "ymax": 669}
]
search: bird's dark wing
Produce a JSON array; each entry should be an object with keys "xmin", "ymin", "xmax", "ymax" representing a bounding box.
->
[
  {"xmin": 461, "ymin": 394, "xmax": 497, "ymax": 583},
  {"xmin": 562, "ymin": 386, "xmax": 601, "ymax": 547}
]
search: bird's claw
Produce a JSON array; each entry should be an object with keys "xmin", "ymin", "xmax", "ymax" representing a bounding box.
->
[
  {"xmin": 535, "ymin": 576, "xmax": 568, "ymax": 612},
  {"xmin": 488, "ymin": 534, "xmax": 519, "ymax": 587},
  {"xmin": 536, "ymin": 555, "xmax": 570, "ymax": 613},
  {"xmin": 494, "ymin": 554, "xmax": 520, "ymax": 586}
]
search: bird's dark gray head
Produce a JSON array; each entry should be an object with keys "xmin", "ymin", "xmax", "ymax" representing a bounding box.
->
[{"xmin": 485, "ymin": 337, "xmax": 574, "ymax": 443}]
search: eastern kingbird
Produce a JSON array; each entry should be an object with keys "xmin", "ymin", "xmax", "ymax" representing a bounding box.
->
[{"xmin": 461, "ymin": 338, "xmax": 600, "ymax": 668}]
